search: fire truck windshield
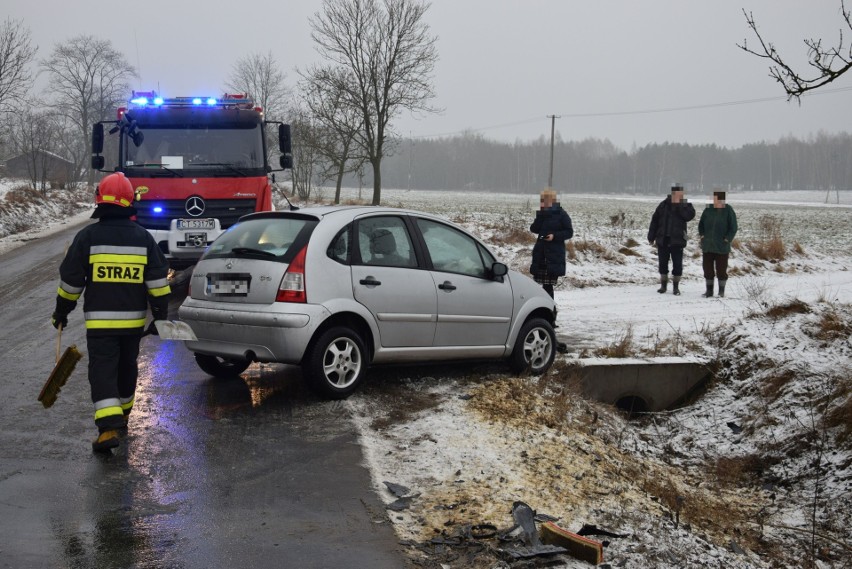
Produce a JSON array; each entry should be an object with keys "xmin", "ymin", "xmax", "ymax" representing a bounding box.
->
[{"xmin": 124, "ymin": 124, "xmax": 265, "ymax": 174}]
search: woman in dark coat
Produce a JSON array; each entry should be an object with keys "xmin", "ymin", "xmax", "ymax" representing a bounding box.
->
[
  {"xmin": 647, "ymin": 183, "xmax": 696, "ymax": 295},
  {"xmin": 529, "ymin": 188, "xmax": 574, "ymax": 299}
]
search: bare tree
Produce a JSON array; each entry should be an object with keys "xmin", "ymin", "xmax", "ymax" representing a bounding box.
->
[
  {"xmin": 226, "ymin": 50, "xmax": 289, "ymax": 120},
  {"xmin": 0, "ymin": 18, "xmax": 37, "ymax": 117},
  {"xmin": 299, "ymin": 65, "xmax": 366, "ymax": 203},
  {"xmin": 309, "ymin": 0, "xmax": 438, "ymax": 205},
  {"xmin": 8, "ymin": 108, "xmax": 60, "ymax": 193},
  {"xmin": 739, "ymin": 1, "xmax": 852, "ymax": 100},
  {"xmin": 41, "ymin": 35, "xmax": 136, "ymax": 186},
  {"xmin": 288, "ymin": 105, "xmax": 326, "ymax": 201}
]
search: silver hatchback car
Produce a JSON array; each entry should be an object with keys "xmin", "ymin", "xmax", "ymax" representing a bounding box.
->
[{"xmin": 179, "ymin": 206, "xmax": 557, "ymax": 398}]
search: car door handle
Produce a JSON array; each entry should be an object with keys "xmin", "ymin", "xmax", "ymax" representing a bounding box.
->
[
  {"xmin": 360, "ymin": 277, "xmax": 381, "ymax": 286},
  {"xmin": 438, "ymin": 281, "xmax": 456, "ymax": 291}
]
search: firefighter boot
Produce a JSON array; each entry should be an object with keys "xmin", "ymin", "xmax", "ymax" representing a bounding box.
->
[
  {"xmin": 657, "ymin": 275, "xmax": 668, "ymax": 294},
  {"xmin": 718, "ymin": 279, "xmax": 727, "ymax": 298},
  {"xmin": 702, "ymin": 279, "xmax": 714, "ymax": 298},
  {"xmin": 672, "ymin": 276, "xmax": 681, "ymax": 296},
  {"xmin": 92, "ymin": 430, "xmax": 120, "ymax": 453}
]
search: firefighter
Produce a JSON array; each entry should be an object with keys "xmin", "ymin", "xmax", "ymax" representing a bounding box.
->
[{"xmin": 51, "ymin": 172, "xmax": 171, "ymax": 452}]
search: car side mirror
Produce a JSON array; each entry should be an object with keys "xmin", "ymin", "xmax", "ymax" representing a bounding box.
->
[{"xmin": 491, "ymin": 262, "xmax": 508, "ymax": 281}]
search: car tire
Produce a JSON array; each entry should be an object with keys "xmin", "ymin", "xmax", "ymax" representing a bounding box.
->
[
  {"xmin": 304, "ymin": 327, "xmax": 367, "ymax": 399},
  {"xmin": 194, "ymin": 353, "xmax": 251, "ymax": 378},
  {"xmin": 509, "ymin": 317, "xmax": 556, "ymax": 375}
]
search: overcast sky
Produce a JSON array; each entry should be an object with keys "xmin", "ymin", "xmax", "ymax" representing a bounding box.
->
[{"xmin": 8, "ymin": 1, "xmax": 851, "ymax": 150}]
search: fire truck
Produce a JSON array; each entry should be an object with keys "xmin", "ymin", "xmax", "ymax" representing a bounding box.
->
[{"xmin": 91, "ymin": 90, "xmax": 293, "ymax": 270}]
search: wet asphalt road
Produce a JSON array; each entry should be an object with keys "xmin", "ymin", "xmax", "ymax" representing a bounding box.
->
[{"xmin": 0, "ymin": 222, "xmax": 407, "ymax": 568}]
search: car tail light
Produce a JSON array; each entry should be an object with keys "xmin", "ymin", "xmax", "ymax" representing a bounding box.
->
[{"xmin": 276, "ymin": 245, "xmax": 307, "ymax": 303}]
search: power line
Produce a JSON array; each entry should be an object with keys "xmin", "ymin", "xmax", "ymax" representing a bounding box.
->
[{"xmin": 407, "ymin": 85, "xmax": 852, "ymax": 140}]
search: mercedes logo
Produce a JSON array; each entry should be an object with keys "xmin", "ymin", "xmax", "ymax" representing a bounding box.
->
[{"xmin": 185, "ymin": 196, "xmax": 205, "ymax": 217}]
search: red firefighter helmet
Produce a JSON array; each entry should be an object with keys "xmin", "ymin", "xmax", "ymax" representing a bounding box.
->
[{"xmin": 95, "ymin": 172, "xmax": 135, "ymax": 207}]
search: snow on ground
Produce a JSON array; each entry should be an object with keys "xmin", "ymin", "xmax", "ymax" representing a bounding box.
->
[{"xmin": 3, "ymin": 180, "xmax": 851, "ymax": 567}]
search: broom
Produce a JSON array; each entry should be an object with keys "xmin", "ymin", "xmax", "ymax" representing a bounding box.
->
[{"xmin": 38, "ymin": 324, "xmax": 82, "ymax": 408}]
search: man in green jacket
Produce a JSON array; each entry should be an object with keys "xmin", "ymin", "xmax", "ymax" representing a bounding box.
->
[{"xmin": 698, "ymin": 190, "xmax": 738, "ymax": 298}]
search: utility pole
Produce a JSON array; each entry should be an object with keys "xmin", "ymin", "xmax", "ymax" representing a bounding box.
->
[{"xmin": 547, "ymin": 115, "xmax": 560, "ymax": 189}]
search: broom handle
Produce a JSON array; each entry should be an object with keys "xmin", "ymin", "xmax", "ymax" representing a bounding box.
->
[{"xmin": 56, "ymin": 324, "xmax": 62, "ymax": 364}]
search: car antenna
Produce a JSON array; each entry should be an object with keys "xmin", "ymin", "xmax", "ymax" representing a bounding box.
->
[{"xmin": 281, "ymin": 193, "xmax": 300, "ymax": 211}]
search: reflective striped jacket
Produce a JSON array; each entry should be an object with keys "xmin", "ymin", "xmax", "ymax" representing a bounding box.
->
[{"xmin": 56, "ymin": 216, "xmax": 171, "ymax": 335}]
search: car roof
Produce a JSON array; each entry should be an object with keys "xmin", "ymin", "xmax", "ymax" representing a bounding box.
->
[{"xmin": 242, "ymin": 205, "xmax": 449, "ymax": 224}]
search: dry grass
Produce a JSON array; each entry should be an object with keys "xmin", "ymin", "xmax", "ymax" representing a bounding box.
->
[
  {"xmin": 624, "ymin": 237, "xmax": 640, "ymax": 248},
  {"xmin": 760, "ymin": 368, "xmax": 797, "ymax": 401},
  {"xmin": 812, "ymin": 306, "xmax": 852, "ymax": 341},
  {"xmin": 618, "ymin": 246, "xmax": 642, "ymax": 257},
  {"xmin": 713, "ymin": 454, "xmax": 779, "ymax": 487},
  {"xmin": 765, "ymin": 298, "xmax": 811, "ymax": 320},
  {"xmin": 592, "ymin": 325, "xmax": 637, "ymax": 358},
  {"xmin": 748, "ymin": 237, "xmax": 787, "ymax": 261},
  {"xmin": 746, "ymin": 214, "xmax": 787, "ymax": 262},
  {"xmin": 826, "ymin": 390, "xmax": 852, "ymax": 445},
  {"xmin": 3, "ymin": 185, "xmax": 44, "ymax": 204},
  {"xmin": 490, "ymin": 225, "xmax": 532, "ymax": 246},
  {"xmin": 567, "ymin": 238, "xmax": 622, "ymax": 263}
]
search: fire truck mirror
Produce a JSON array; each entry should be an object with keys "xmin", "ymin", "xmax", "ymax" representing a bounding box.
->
[
  {"xmin": 278, "ymin": 124, "xmax": 292, "ymax": 154},
  {"xmin": 91, "ymin": 155, "xmax": 105, "ymax": 170},
  {"xmin": 279, "ymin": 154, "xmax": 293, "ymax": 170},
  {"xmin": 91, "ymin": 123, "xmax": 104, "ymax": 154}
]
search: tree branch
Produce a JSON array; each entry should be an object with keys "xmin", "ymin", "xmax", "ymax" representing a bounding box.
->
[{"xmin": 737, "ymin": 1, "xmax": 852, "ymax": 101}]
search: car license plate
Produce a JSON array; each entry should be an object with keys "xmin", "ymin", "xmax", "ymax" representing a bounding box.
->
[
  {"xmin": 177, "ymin": 218, "xmax": 215, "ymax": 230},
  {"xmin": 207, "ymin": 274, "xmax": 251, "ymax": 296}
]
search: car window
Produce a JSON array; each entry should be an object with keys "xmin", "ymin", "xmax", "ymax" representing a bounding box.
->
[
  {"xmin": 203, "ymin": 216, "xmax": 315, "ymax": 262},
  {"xmin": 356, "ymin": 216, "xmax": 417, "ymax": 268},
  {"xmin": 327, "ymin": 224, "xmax": 351, "ymax": 264},
  {"xmin": 416, "ymin": 218, "xmax": 488, "ymax": 278}
]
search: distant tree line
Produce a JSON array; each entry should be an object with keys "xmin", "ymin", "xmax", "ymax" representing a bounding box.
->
[{"xmin": 355, "ymin": 131, "xmax": 852, "ymax": 197}]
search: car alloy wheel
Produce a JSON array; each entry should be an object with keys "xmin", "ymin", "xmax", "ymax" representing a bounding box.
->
[
  {"xmin": 509, "ymin": 317, "xmax": 556, "ymax": 375},
  {"xmin": 305, "ymin": 326, "xmax": 367, "ymax": 399}
]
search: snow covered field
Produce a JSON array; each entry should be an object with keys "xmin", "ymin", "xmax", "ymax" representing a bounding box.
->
[{"xmin": 2, "ymin": 179, "xmax": 850, "ymax": 567}]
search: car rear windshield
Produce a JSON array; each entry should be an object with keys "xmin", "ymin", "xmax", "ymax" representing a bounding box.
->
[{"xmin": 202, "ymin": 216, "xmax": 317, "ymax": 262}]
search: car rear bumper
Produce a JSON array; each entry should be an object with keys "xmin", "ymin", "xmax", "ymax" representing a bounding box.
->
[{"xmin": 179, "ymin": 300, "xmax": 330, "ymax": 363}]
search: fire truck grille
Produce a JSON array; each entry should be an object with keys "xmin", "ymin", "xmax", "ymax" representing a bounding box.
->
[{"xmin": 135, "ymin": 199, "xmax": 257, "ymax": 231}]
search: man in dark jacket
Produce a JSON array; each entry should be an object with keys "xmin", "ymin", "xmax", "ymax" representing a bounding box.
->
[
  {"xmin": 648, "ymin": 183, "xmax": 696, "ymax": 295},
  {"xmin": 52, "ymin": 172, "xmax": 171, "ymax": 452},
  {"xmin": 530, "ymin": 188, "xmax": 574, "ymax": 299}
]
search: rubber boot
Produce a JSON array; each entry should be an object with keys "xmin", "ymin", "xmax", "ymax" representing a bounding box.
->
[
  {"xmin": 92, "ymin": 430, "xmax": 120, "ymax": 453},
  {"xmin": 657, "ymin": 275, "xmax": 668, "ymax": 294},
  {"xmin": 702, "ymin": 279, "xmax": 714, "ymax": 298},
  {"xmin": 672, "ymin": 276, "xmax": 681, "ymax": 296},
  {"xmin": 718, "ymin": 279, "xmax": 727, "ymax": 298}
]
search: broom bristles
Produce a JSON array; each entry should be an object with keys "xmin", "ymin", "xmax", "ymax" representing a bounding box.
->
[{"xmin": 38, "ymin": 345, "xmax": 82, "ymax": 408}]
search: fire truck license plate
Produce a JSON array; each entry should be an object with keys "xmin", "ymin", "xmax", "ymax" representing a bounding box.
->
[{"xmin": 177, "ymin": 218, "xmax": 215, "ymax": 230}]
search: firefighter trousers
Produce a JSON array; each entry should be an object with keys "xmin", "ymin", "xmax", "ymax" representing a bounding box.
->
[{"xmin": 87, "ymin": 334, "xmax": 142, "ymax": 432}]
